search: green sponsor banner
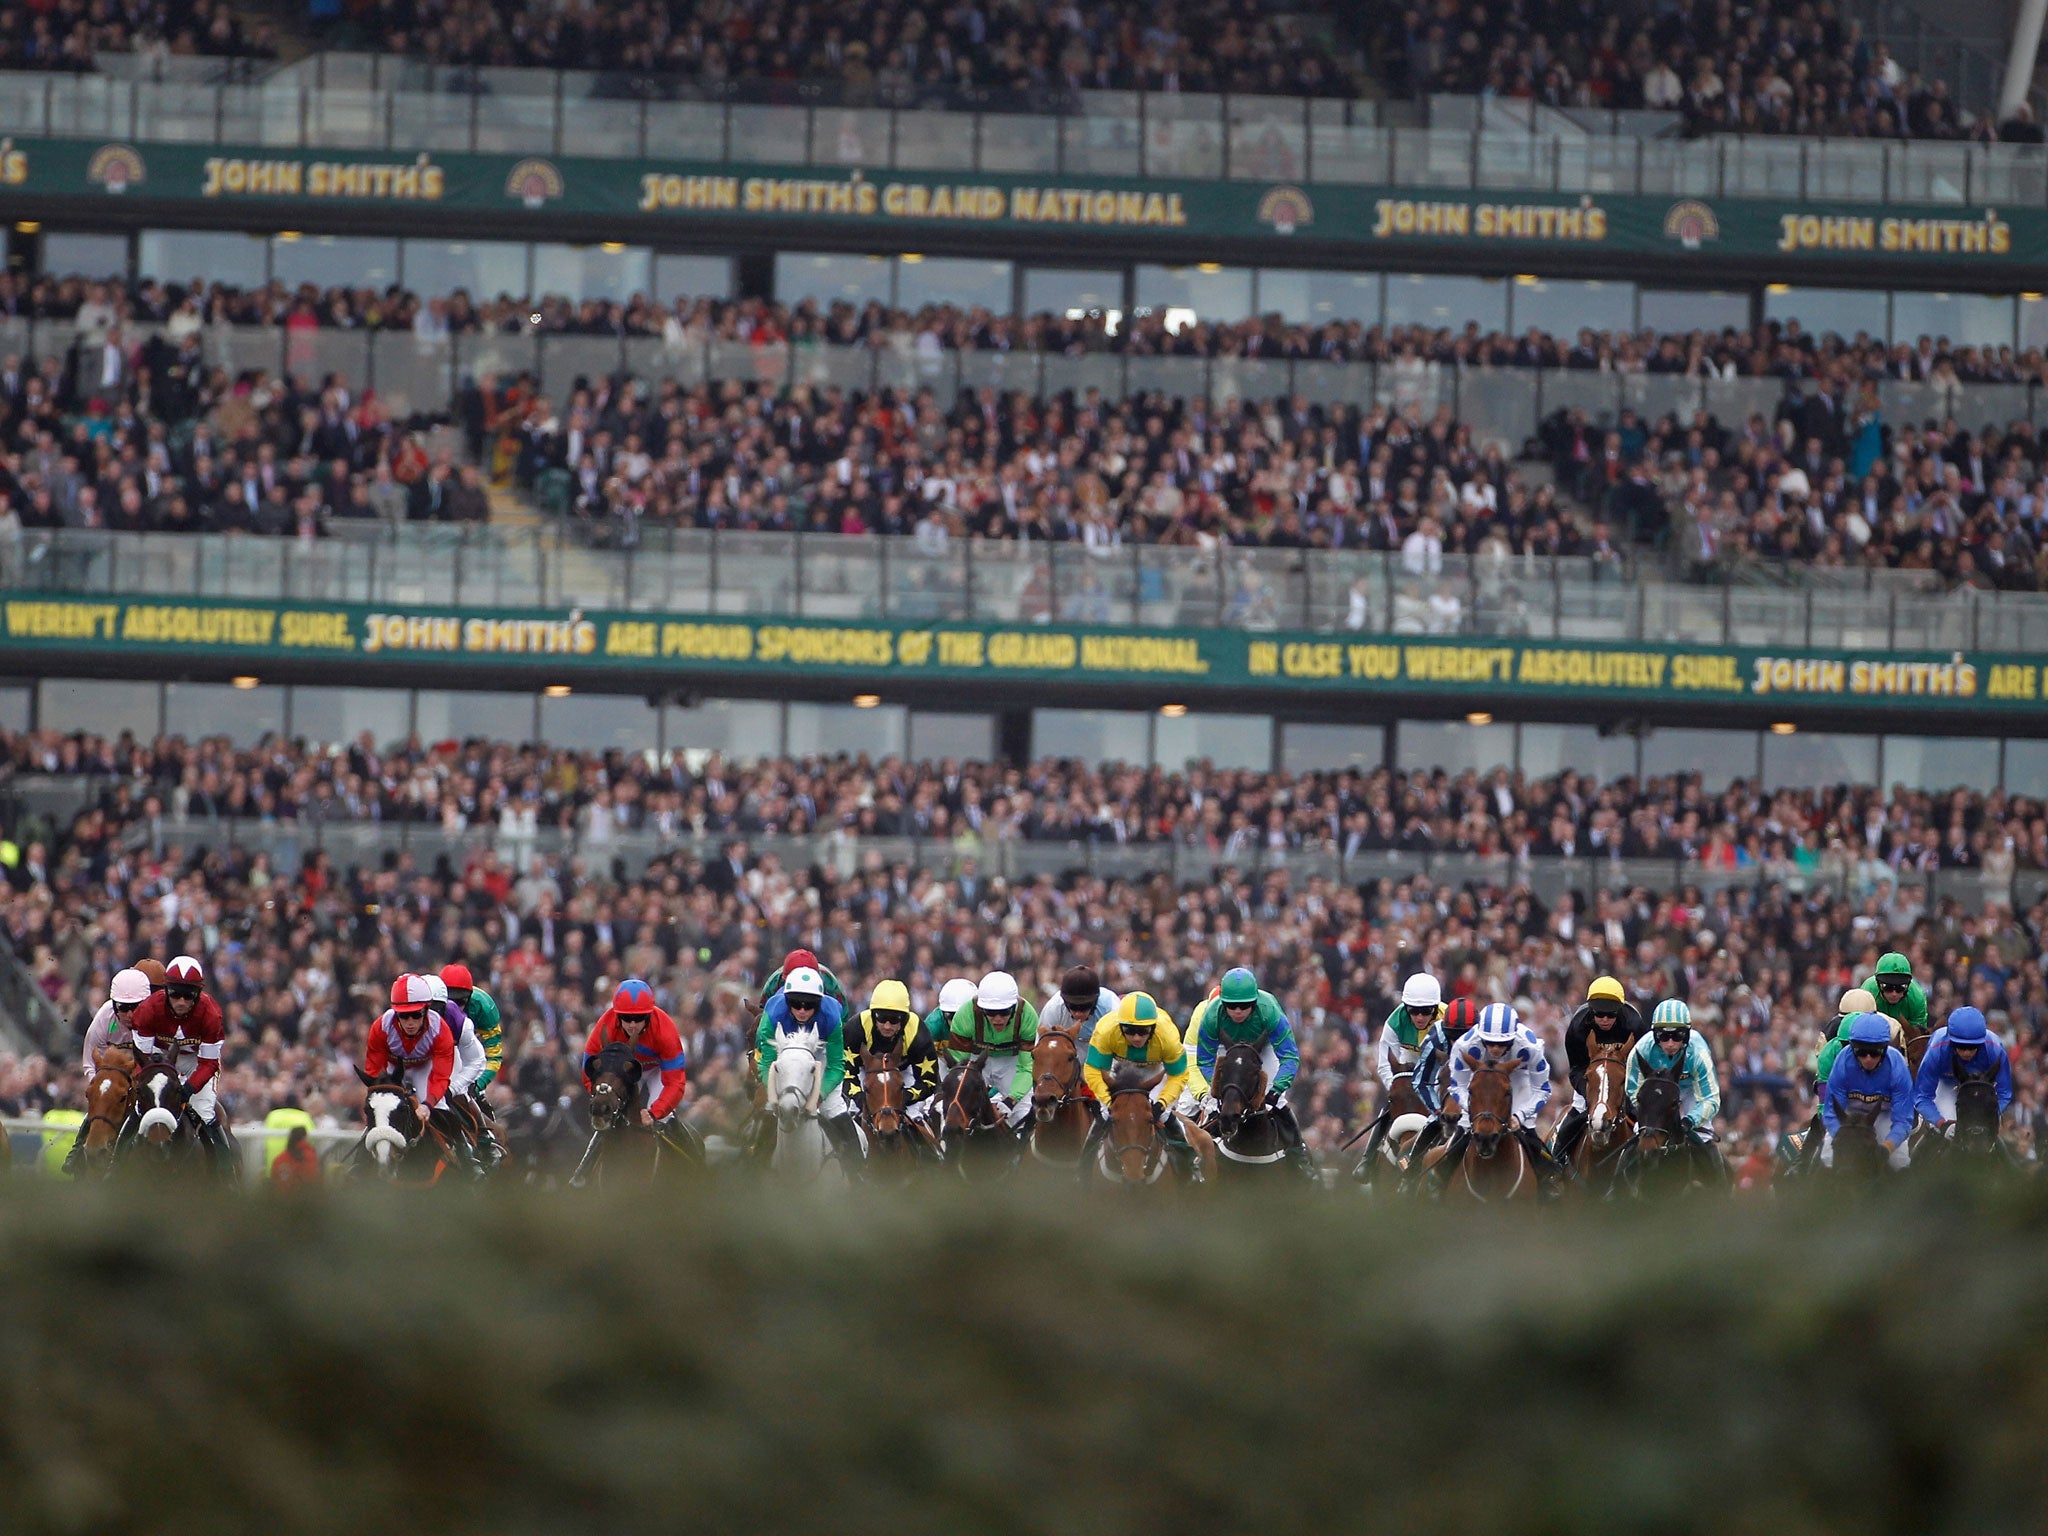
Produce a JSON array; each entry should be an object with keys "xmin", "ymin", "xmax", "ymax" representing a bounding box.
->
[
  {"xmin": 0, "ymin": 135, "xmax": 2035, "ymax": 266},
  {"xmin": 2, "ymin": 592, "xmax": 2043, "ymax": 714}
]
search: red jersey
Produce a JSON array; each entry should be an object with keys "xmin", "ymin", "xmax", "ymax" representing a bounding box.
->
[
  {"xmin": 363, "ymin": 1011, "xmax": 456, "ymax": 1105},
  {"xmin": 130, "ymin": 990, "xmax": 227, "ymax": 1091},
  {"xmin": 582, "ymin": 1004, "xmax": 689, "ymax": 1119}
]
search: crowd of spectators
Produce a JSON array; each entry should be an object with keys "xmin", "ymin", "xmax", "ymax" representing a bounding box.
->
[
  {"xmin": 0, "ymin": 729, "xmax": 2042, "ymax": 1174},
  {"xmin": 1376, "ymin": 0, "xmax": 2039, "ymax": 143},
  {"xmin": 0, "ymin": 0, "xmax": 273, "ymax": 72}
]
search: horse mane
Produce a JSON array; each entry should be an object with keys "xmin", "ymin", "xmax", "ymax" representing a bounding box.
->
[
  {"xmin": 1109, "ymin": 1061, "xmax": 1162, "ymax": 1093},
  {"xmin": 591, "ymin": 1042, "xmax": 643, "ymax": 1080},
  {"xmin": 778, "ymin": 1026, "xmax": 822, "ymax": 1052}
]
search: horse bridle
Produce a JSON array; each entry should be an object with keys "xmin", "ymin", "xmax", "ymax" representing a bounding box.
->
[
  {"xmin": 944, "ymin": 1056, "xmax": 993, "ymax": 1133},
  {"xmin": 1032, "ymin": 1031, "xmax": 1082, "ymax": 1119},
  {"xmin": 82, "ymin": 1054, "xmax": 143, "ymax": 1147},
  {"xmin": 1105, "ymin": 1087, "xmax": 1167, "ymax": 1182}
]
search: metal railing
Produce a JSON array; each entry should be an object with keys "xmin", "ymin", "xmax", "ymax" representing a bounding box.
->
[
  {"xmin": 2, "ymin": 63, "xmax": 2045, "ymax": 206},
  {"xmin": 0, "ymin": 935, "xmax": 71, "ymax": 1055}
]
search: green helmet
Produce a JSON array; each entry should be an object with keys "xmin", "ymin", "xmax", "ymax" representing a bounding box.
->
[
  {"xmin": 1651, "ymin": 999, "xmax": 1692, "ymax": 1030},
  {"xmin": 1219, "ymin": 968, "xmax": 1259, "ymax": 1006},
  {"xmin": 1875, "ymin": 952, "xmax": 1913, "ymax": 980}
]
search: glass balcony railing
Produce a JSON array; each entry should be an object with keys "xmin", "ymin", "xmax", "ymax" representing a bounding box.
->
[{"xmin": 2, "ymin": 59, "xmax": 2044, "ymax": 207}]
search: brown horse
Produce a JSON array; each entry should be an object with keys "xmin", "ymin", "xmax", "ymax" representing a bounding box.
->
[
  {"xmin": 1028, "ymin": 1023, "xmax": 1094, "ymax": 1169},
  {"xmin": 1430, "ymin": 1061, "xmax": 1534, "ymax": 1202},
  {"xmin": 938, "ymin": 1053, "xmax": 1019, "ymax": 1180},
  {"xmin": 1094, "ymin": 1063, "xmax": 1218, "ymax": 1187},
  {"xmin": 80, "ymin": 1043, "xmax": 143, "ymax": 1174},
  {"xmin": 570, "ymin": 1043, "xmax": 697, "ymax": 1187},
  {"xmin": 859, "ymin": 1053, "xmax": 937, "ymax": 1168},
  {"xmin": 1572, "ymin": 1042, "xmax": 1635, "ymax": 1189}
]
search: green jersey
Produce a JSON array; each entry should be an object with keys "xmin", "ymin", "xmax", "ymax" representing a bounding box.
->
[
  {"xmin": 1857, "ymin": 972, "xmax": 1929, "ymax": 1033},
  {"xmin": 761, "ymin": 964, "xmax": 849, "ymax": 1008},
  {"xmin": 463, "ymin": 985, "xmax": 505, "ymax": 1090}
]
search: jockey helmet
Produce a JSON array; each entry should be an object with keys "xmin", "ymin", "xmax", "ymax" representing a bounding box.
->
[
  {"xmin": 440, "ymin": 962, "xmax": 474, "ymax": 993},
  {"xmin": 1847, "ymin": 1012, "xmax": 1892, "ymax": 1048},
  {"xmin": 1443, "ymin": 997, "xmax": 1480, "ymax": 1035},
  {"xmin": 977, "ymin": 971, "xmax": 1020, "ymax": 1012},
  {"xmin": 1945, "ymin": 1007, "xmax": 1988, "ymax": 1047},
  {"xmin": 1651, "ymin": 999, "xmax": 1692, "ymax": 1029},
  {"xmin": 391, "ymin": 974, "xmax": 432, "ymax": 1023},
  {"xmin": 165, "ymin": 955, "xmax": 205, "ymax": 988},
  {"xmin": 421, "ymin": 974, "xmax": 449, "ymax": 1008},
  {"xmin": 1220, "ymin": 968, "xmax": 1260, "ymax": 1006},
  {"xmin": 1114, "ymin": 992, "xmax": 1162, "ymax": 1031},
  {"xmin": 134, "ymin": 958, "xmax": 168, "ymax": 989},
  {"xmin": 870, "ymin": 979, "xmax": 912, "ymax": 1017},
  {"xmin": 939, "ymin": 978, "xmax": 976, "ymax": 1017},
  {"xmin": 1875, "ymin": 952, "xmax": 1913, "ymax": 981},
  {"xmin": 782, "ymin": 948, "xmax": 820, "ymax": 978},
  {"xmin": 110, "ymin": 968, "xmax": 151, "ymax": 1006},
  {"xmin": 1837, "ymin": 987, "xmax": 1877, "ymax": 1017},
  {"xmin": 1060, "ymin": 965, "xmax": 1100, "ymax": 1002},
  {"xmin": 1475, "ymin": 1003, "xmax": 1519, "ymax": 1043},
  {"xmin": 614, "ymin": 978, "xmax": 655, "ymax": 1014},
  {"xmin": 783, "ymin": 968, "xmax": 825, "ymax": 1005},
  {"xmin": 1587, "ymin": 975, "xmax": 1626, "ymax": 1006},
  {"xmin": 1401, "ymin": 973, "xmax": 1441, "ymax": 1010}
]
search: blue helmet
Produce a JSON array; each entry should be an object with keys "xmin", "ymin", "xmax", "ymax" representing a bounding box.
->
[
  {"xmin": 1475, "ymin": 1003, "xmax": 1519, "ymax": 1043},
  {"xmin": 1847, "ymin": 1011, "xmax": 1892, "ymax": 1048},
  {"xmin": 1945, "ymin": 1007, "xmax": 1988, "ymax": 1047}
]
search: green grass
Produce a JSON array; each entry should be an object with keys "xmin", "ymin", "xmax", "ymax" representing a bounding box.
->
[{"xmin": 1, "ymin": 1175, "xmax": 2044, "ymax": 1535}]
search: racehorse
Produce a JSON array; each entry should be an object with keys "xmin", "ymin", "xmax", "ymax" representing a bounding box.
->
[
  {"xmin": 570, "ymin": 1043, "xmax": 701, "ymax": 1187},
  {"xmin": 1572, "ymin": 1042, "xmax": 1637, "ymax": 1191},
  {"xmin": 1206, "ymin": 1041, "xmax": 1311, "ymax": 1180},
  {"xmin": 1429, "ymin": 1061, "xmax": 1532, "ymax": 1202},
  {"xmin": 1828, "ymin": 1104, "xmax": 1890, "ymax": 1179},
  {"xmin": 1092, "ymin": 1062, "xmax": 1217, "ymax": 1188},
  {"xmin": 1953, "ymin": 1080, "xmax": 2005, "ymax": 1157},
  {"xmin": 765, "ymin": 1027, "xmax": 850, "ymax": 1185},
  {"xmin": 937, "ymin": 1052, "xmax": 1018, "ymax": 1180},
  {"xmin": 78, "ymin": 1043, "xmax": 143, "ymax": 1175},
  {"xmin": 1351, "ymin": 1068, "xmax": 1427, "ymax": 1186},
  {"xmin": 857, "ymin": 1052, "xmax": 937, "ymax": 1170},
  {"xmin": 1617, "ymin": 1073, "xmax": 1714, "ymax": 1195},
  {"xmin": 354, "ymin": 1072, "xmax": 453, "ymax": 1184},
  {"xmin": 1027, "ymin": 1024, "xmax": 1094, "ymax": 1169},
  {"xmin": 127, "ymin": 1060, "xmax": 234, "ymax": 1179}
]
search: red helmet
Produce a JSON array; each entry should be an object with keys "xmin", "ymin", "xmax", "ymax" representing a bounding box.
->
[
  {"xmin": 783, "ymin": 948, "xmax": 818, "ymax": 976},
  {"xmin": 390, "ymin": 974, "xmax": 429, "ymax": 1014},
  {"xmin": 165, "ymin": 955, "xmax": 205, "ymax": 987},
  {"xmin": 1443, "ymin": 997, "xmax": 1481, "ymax": 1035},
  {"xmin": 440, "ymin": 963, "xmax": 474, "ymax": 992},
  {"xmin": 614, "ymin": 979, "xmax": 655, "ymax": 1014}
]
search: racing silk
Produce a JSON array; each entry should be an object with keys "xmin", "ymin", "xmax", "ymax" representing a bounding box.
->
[
  {"xmin": 1913, "ymin": 1028, "xmax": 2013, "ymax": 1124},
  {"xmin": 935, "ymin": 998, "xmax": 1039, "ymax": 1067},
  {"xmin": 1179, "ymin": 987, "xmax": 1224, "ymax": 1096},
  {"xmin": 1038, "ymin": 987, "xmax": 1119, "ymax": 1038},
  {"xmin": 1082, "ymin": 1010, "xmax": 1189, "ymax": 1106},
  {"xmin": 842, "ymin": 1009, "xmax": 941, "ymax": 1107},
  {"xmin": 130, "ymin": 990, "xmax": 226, "ymax": 1092},
  {"xmin": 80, "ymin": 998, "xmax": 131, "ymax": 1077},
  {"xmin": 1409, "ymin": 1019, "xmax": 1464, "ymax": 1115},
  {"xmin": 756, "ymin": 993, "xmax": 848, "ymax": 1100},
  {"xmin": 437, "ymin": 999, "xmax": 487, "ymax": 1095},
  {"xmin": 1623, "ymin": 1032, "xmax": 1721, "ymax": 1126},
  {"xmin": 1193, "ymin": 987, "xmax": 1299, "ymax": 1096},
  {"xmin": 761, "ymin": 963, "xmax": 849, "ymax": 1009},
  {"xmin": 1563, "ymin": 1000, "xmax": 1646, "ymax": 1092},
  {"xmin": 462, "ymin": 985, "xmax": 506, "ymax": 1090},
  {"xmin": 1822, "ymin": 1047, "xmax": 1913, "ymax": 1147},
  {"xmin": 364, "ymin": 1011, "xmax": 456, "ymax": 1105},
  {"xmin": 1445, "ymin": 1024, "xmax": 1551, "ymax": 1130},
  {"xmin": 1812, "ymin": 1016, "xmax": 1858, "ymax": 1088},
  {"xmin": 1374, "ymin": 1003, "xmax": 1432, "ymax": 1089},
  {"xmin": 584, "ymin": 1003, "xmax": 690, "ymax": 1119},
  {"xmin": 1858, "ymin": 973, "xmax": 1930, "ymax": 1034}
]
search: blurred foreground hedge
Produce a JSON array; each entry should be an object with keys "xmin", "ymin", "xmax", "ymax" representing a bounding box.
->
[{"xmin": 1, "ymin": 1176, "xmax": 2045, "ymax": 1536}]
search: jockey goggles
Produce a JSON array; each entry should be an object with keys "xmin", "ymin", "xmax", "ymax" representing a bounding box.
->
[
  {"xmin": 616, "ymin": 1011, "xmax": 651, "ymax": 1028},
  {"xmin": 1851, "ymin": 1043, "xmax": 1886, "ymax": 1060},
  {"xmin": 1589, "ymin": 1005, "xmax": 1621, "ymax": 1021},
  {"xmin": 786, "ymin": 994, "xmax": 822, "ymax": 1013},
  {"xmin": 872, "ymin": 1009, "xmax": 908, "ymax": 1028},
  {"xmin": 1654, "ymin": 1027, "xmax": 1689, "ymax": 1046},
  {"xmin": 167, "ymin": 985, "xmax": 201, "ymax": 1003},
  {"xmin": 1878, "ymin": 979, "xmax": 1909, "ymax": 993},
  {"xmin": 1222, "ymin": 998, "xmax": 1258, "ymax": 1015}
]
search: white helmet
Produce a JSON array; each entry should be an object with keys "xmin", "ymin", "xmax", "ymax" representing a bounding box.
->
[
  {"xmin": 1401, "ymin": 973, "xmax": 1442, "ymax": 1010},
  {"xmin": 421, "ymin": 974, "xmax": 449, "ymax": 1006},
  {"xmin": 939, "ymin": 978, "xmax": 976, "ymax": 1016},
  {"xmin": 110, "ymin": 967, "xmax": 150, "ymax": 1006},
  {"xmin": 784, "ymin": 966, "xmax": 825, "ymax": 1001},
  {"xmin": 1475, "ymin": 1003, "xmax": 1519, "ymax": 1043},
  {"xmin": 977, "ymin": 971, "xmax": 1021, "ymax": 1011}
]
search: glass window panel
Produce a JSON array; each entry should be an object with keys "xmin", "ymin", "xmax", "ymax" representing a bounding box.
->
[
  {"xmin": 2004, "ymin": 739, "xmax": 2048, "ymax": 793},
  {"xmin": 653, "ymin": 253, "xmax": 735, "ymax": 304},
  {"xmin": 785, "ymin": 702, "xmax": 908, "ymax": 758},
  {"xmin": 1256, "ymin": 269, "xmax": 1380, "ymax": 327},
  {"xmin": 401, "ymin": 239, "xmax": 530, "ymax": 301},
  {"xmin": 532, "ymin": 244, "xmax": 653, "ymax": 304},
  {"xmin": 908, "ymin": 711, "xmax": 995, "ymax": 762},
  {"xmin": 1153, "ymin": 710, "xmax": 1272, "ymax": 772},
  {"xmin": 1395, "ymin": 720, "xmax": 1514, "ymax": 775},
  {"xmin": 1022, "ymin": 268, "xmax": 1123, "ymax": 318},
  {"xmin": 1517, "ymin": 723, "xmax": 1638, "ymax": 784},
  {"xmin": 1033, "ymin": 707, "xmax": 1149, "ymax": 765},
  {"xmin": 1133, "ymin": 265, "xmax": 1254, "ymax": 326},
  {"xmin": 1760, "ymin": 731, "xmax": 1878, "ymax": 792},
  {"xmin": 539, "ymin": 693, "xmax": 659, "ymax": 755},
  {"xmin": 1641, "ymin": 727, "xmax": 1759, "ymax": 790},
  {"xmin": 0, "ymin": 684, "xmax": 29, "ymax": 733},
  {"xmin": 775, "ymin": 251, "xmax": 893, "ymax": 308},
  {"xmin": 896, "ymin": 257, "xmax": 1011, "ymax": 315},
  {"xmin": 139, "ymin": 229, "xmax": 267, "ymax": 288},
  {"xmin": 288, "ymin": 686, "xmax": 411, "ymax": 748},
  {"xmin": 1509, "ymin": 278, "xmax": 1635, "ymax": 339},
  {"xmin": 413, "ymin": 689, "xmax": 537, "ymax": 745},
  {"xmin": 1384, "ymin": 273, "xmax": 1507, "ymax": 333},
  {"xmin": 37, "ymin": 679, "xmax": 159, "ymax": 739},
  {"xmin": 271, "ymin": 234, "xmax": 398, "ymax": 290},
  {"xmin": 1880, "ymin": 735, "xmax": 2000, "ymax": 794},
  {"xmin": 2021, "ymin": 295, "xmax": 2048, "ymax": 354},
  {"xmin": 1762, "ymin": 286, "xmax": 1882, "ymax": 347},
  {"xmin": 164, "ymin": 682, "xmax": 286, "ymax": 748},
  {"xmin": 1280, "ymin": 721, "xmax": 1385, "ymax": 773},
  {"xmin": 42, "ymin": 231, "xmax": 128, "ymax": 279},
  {"xmin": 664, "ymin": 698, "xmax": 784, "ymax": 761},
  {"xmin": 1637, "ymin": 288, "xmax": 1749, "ymax": 337},
  {"xmin": 1886, "ymin": 291, "xmax": 2015, "ymax": 350}
]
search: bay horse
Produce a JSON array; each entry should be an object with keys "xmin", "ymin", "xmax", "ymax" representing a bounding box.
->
[
  {"xmin": 1618, "ymin": 1073, "xmax": 1710, "ymax": 1195},
  {"xmin": 858, "ymin": 1052, "xmax": 938, "ymax": 1171},
  {"xmin": 1207, "ymin": 1041, "xmax": 1307, "ymax": 1179},
  {"xmin": 938, "ymin": 1052, "xmax": 1019, "ymax": 1181},
  {"xmin": 354, "ymin": 1070, "xmax": 457, "ymax": 1184},
  {"xmin": 1828, "ymin": 1103, "xmax": 1891, "ymax": 1179},
  {"xmin": 126, "ymin": 1060, "xmax": 232, "ymax": 1179},
  {"xmin": 1430, "ymin": 1060, "xmax": 1532, "ymax": 1202},
  {"xmin": 570, "ymin": 1043, "xmax": 701, "ymax": 1187},
  {"xmin": 1027, "ymin": 1023, "xmax": 1094, "ymax": 1169},
  {"xmin": 79, "ymin": 1043, "xmax": 144, "ymax": 1176},
  {"xmin": 1572, "ymin": 1042, "xmax": 1636, "ymax": 1191},
  {"xmin": 1093, "ymin": 1062, "xmax": 1217, "ymax": 1188}
]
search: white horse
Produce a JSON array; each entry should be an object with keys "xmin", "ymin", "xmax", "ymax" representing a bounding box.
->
[{"xmin": 766, "ymin": 1028, "xmax": 844, "ymax": 1186}]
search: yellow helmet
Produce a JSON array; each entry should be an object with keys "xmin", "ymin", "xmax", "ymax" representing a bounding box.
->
[
  {"xmin": 1587, "ymin": 976, "xmax": 1626, "ymax": 1005},
  {"xmin": 870, "ymin": 979, "xmax": 912, "ymax": 1016},
  {"xmin": 1114, "ymin": 992, "xmax": 1167, "ymax": 1030}
]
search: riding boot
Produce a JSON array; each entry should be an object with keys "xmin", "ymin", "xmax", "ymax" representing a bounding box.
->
[
  {"xmin": 197, "ymin": 1118, "xmax": 238, "ymax": 1179},
  {"xmin": 1395, "ymin": 1119, "xmax": 1450, "ymax": 1192},
  {"xmin": 1520, "ymin": 1126, "xmax": 1573, "ymax": 1195},
  {"xmin": 1793, "ymin": 1111, "xmax": 1827, "ymax": 1174},
  {"xmin": 1424, "ymin": 1126, "xmax": 1471, "ymax": 1193},
  {"xmin": 821, "ymin": 1113, "xmax": 864, "ymax": 1166},
  {"xmin": 61, "ymin": 1121, "xmax": 89, "ymax": 1176},
  {"xmin": 1158, "ymin": 1110, "xmax": 1201, "ymax": 1183},
  {"xmin": 1270, "ymin": 1103, "xmax": 1319, "ymax": 1182},
  {"xmin": 1551, "ymin": 1108, "xmax": 1587, "ymax": 1166},
  {"xmin": 1076, "ymin": 1113, "xmax": 1111, "ymax": 1177},
  {"xmin": 430, "ymin": 1108, "xmax": 483, "ymax": 1175}
]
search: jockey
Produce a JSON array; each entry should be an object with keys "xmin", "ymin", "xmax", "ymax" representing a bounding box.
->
[
  {"xmin": 922, "ymin": 978, "xmax": 978, "ymax": 1047},
  {"xmin": 362, "ymin": 974, "xmax": 473, "ymax": 1168},
  {"xmin": 1435, "ymin": 1003, "xmax": 1565, "ymax": 1190},
  {"xmin": 755, "ymin": 965, "xmax": 861, "ymax": 1160},
  {"xmin": 1038, "ymin": 964, "xmax": 1119, "ymax": 1039},
  {"xmin": 439, "ymin": 963, "xmax": 505, "ymax": 1098},
  {"xmin": 1794, "ymin": 987, "xmax": 1878, "ymax": 1170},
  {"xmin": 423, "ymin": 972, "xmax": 501, "ymax": 1166},
  {"xmin": 62, "ymin": 965, "xmax": 154, "ymax": 1172},
  {"xmin": 1374, "ymin": 973, "xmax": 1442, "ymax": 1096},
  {"xmin": 129, "ymin": 954, "xmax": 233, "ymax": 1172},
  {"xmin": 1552, "ymin": 975, "xmax": 1646, "ymax": 1165},
  {"xmin": 1623, "ymin": 1000, "xmax": 1723, "ymax": 1170},
  {"xmin": 1193, "ymin": 966, "xmax": 1309, "ymax": 1174},
  {"xmin": 1913, "ymin": 1006, "xmax": 2013, "ymax": 1132},
  {"xmin": 1079, "ymin": 991, "xmax": 1198, "ymax": 1177},
  {"xmin": 1860, "ymin": 951, "xmax": 1928, "ymax": 1037},
  {"xmin": 1821, "ymin": 1012, "xmax": 1914, "ymax": 1169},
  {"xmin": 761, "ymin": 947, "xmax": 850, "ymax": 1010},
  {"xmin": 934, "ymin": 970, "xmax": 1039, "ymax": 1131},
  {"xmin": 843, "ymin": 978, "xmax": 941, "ymax": 1125},
  {"xmin": 1399, "ymin": 996, "xmax": 1480, "ymax": 1174},
  {"xmin": 583, "ymin": 978, "xmax": 690, "ymax": 1125}
]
